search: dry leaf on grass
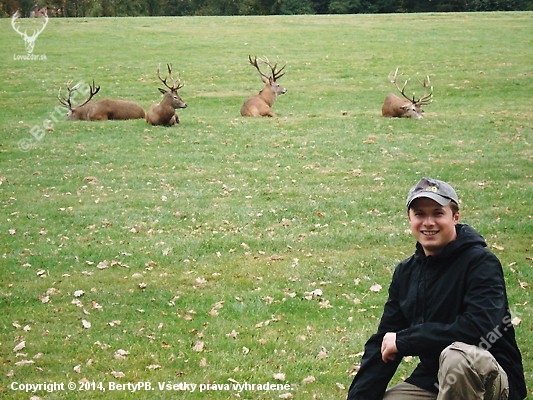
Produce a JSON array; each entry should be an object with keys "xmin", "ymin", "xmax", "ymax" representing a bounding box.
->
[
  {"xmin": 114, "ymin": 349, "xmax": 129, "ymax": 359},
  {"xmin": 370, "ymin": 283, "xmax": 382, "ymax": 292},
  {"xmin": 13, "ymin": 341, "xmax": 26, "ymax": 352},
  {"xmin": 273, "ymin": 372, "xmax": 285, "ymax": 381},
  {"xmin": 15, "ymin": 360, "xmax": 34, "ymax": 366},
  {"xmin": 226, "ymin": 330, "xmax": 239, "ymax": 339},
  {"xmin": 193, "ymin": 341, "xmax": 205, "ymax": 352}
]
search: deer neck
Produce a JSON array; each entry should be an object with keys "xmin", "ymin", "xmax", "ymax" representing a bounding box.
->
[{"xmin": 258, "ymin": 86, "xmax": 276, "ymax": 107}]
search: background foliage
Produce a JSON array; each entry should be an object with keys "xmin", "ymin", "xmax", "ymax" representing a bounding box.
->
[
  {"xmin": 1, "ymin": 11, "xmax": 532, "ymax": 400},
  {"xmin": 1, "ymin": 0, "xmax": 532, "ymax": 17}
]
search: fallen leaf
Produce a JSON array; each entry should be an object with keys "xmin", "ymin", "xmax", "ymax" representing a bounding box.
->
[
  {"xmin": 279, "ymin": 394, "xmax": 293, "ymax": 399},
  {"xmin": 370, "ymin": 283, "xmax": 382, "ymax": 292},
  {"xmin": 193, "ymin": 341, "xmax": 204, "ymax": 352},
  {"xmin": 14, "ymin": 360, "xmax": 34, "ymax": 366},
  {"xmin": 317, "ymin": 347, "xmax": 328, "ymax": 359},
  {"xmin": 226, "ymin": 330, "xmax": 238, "ymax": 339},
  {"xmin": 114, "ymin": 349, "xmax": 129, "ymax": 359},
  {"xmin": 13, "ymin": 341, "xmax": 26, "ymax": 352},
  {"xmin": 273, "ymin": 372, "xmax": 285, "ymax": 381},
  {"xmin": 319, "ymin": 300, "xmax": 332, "ymax": 308}
]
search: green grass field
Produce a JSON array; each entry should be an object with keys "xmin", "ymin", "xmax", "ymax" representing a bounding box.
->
[{"xmin": 1, "ymin": 12, "xmax": 532, "ymax": 399}]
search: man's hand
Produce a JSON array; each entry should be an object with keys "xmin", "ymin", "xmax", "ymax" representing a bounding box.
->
[{"xmin": 381, "ymin": 332, "xmax": 398, "ymax": 363}]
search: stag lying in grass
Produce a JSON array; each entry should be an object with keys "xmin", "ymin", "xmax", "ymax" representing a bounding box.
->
[
  {"xmin": 382, "ymin": 68, "xmax": 433, "ymax": 119},
  {"xmin": 58, "ymin": 81, "xmax": 145, "ymax": 121},
  {"xmin": 146, "ymin": 64, "xmax": 187, "ymax": 126},
  {"xmin": 240, "ymin": 55, "xmax": 287, "ymax": 117}
]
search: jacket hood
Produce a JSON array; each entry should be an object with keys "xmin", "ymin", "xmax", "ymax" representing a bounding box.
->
[{"xmin": 414, "ymin": 223, "xmax": 487, "ymax": 261}]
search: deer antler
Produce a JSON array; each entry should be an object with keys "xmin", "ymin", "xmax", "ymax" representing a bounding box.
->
[
  {"xmin": 389, "ymin": 67, "xmax": 433, "ymax": 105},
  {"xmin": 248, "ymin": 55, "xmax": 286, "ymax": 82},
  {"xmin": 388, "ymin": 67, "xmax": 411, "ymax": 102},
  {"xmin": 416, "ymin": 75, "xmax": 433, "ymax": 105},
  {"xmin": 11, "ymin": 10, "xmax": 48, "ymax": 53},
  {"xmin": 58, "ymin": 80, "xmax": 100, "ymax": 110},
  {"xmin": 157, "ymin": 63, "xmax": 183, "ymax": 91},
  {"xmin": 248, "ymin": 55, "xmax": 269, "ymax": 82}
]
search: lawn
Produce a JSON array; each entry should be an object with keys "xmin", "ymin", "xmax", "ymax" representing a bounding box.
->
[{"xmin": 1, "ymin": 12, "xmax": 532, "ymax": 399}]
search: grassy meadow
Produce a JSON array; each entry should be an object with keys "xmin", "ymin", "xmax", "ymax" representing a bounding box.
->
[{"xmin": 1, "ymin": 12, "xmax": 532, "ymax": 399}]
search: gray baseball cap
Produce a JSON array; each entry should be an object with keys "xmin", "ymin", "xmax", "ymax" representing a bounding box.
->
[{"xmin": 406, "ymin": 177, "xmax": 459, "ymax": 208}]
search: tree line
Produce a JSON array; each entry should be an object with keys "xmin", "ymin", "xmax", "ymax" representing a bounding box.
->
[{"xmin": 2, "ymin": 0, "xmax": 531, "ymax": 18}]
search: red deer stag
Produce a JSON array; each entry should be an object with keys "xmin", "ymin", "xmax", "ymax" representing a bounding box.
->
[
  {"xmin": 382, "ymin": 68, "xmax": 433, "ymax": 119},
  {"xmin": 58, "ymin": 81, "xmax": 145, "ymax": 121},
  {"xmin": 146, "ymin": 64, "xmax": 187, "ymax": 126},
  {"xmin": 240, "ymin": 55, "xmax": 287, "ymax": 117}
]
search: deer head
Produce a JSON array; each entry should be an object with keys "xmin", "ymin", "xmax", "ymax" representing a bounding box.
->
[
  {"xmin": 240, "ymin": 55, "xmax": 287, "ymax": 117},
  {"xmin": 11, "ymin": 10, "xmax": 48, "ymax": 54},
  {"xmin": 58, "ymin": 80, "xmax": 100, "ymax": 120}
]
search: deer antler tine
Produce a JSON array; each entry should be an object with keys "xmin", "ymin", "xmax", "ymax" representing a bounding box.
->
[
  {"xmin": 388, "ymin": 67, "xmax": 399, "ymax": 83},
  {"xmin": 92, "ymin": 80, "xmax": 101, "ymax": 95}
]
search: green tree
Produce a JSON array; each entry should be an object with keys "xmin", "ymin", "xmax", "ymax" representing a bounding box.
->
[{"xmin": 278, "ymin": 0, "xmax": 315, "ymax": 14}]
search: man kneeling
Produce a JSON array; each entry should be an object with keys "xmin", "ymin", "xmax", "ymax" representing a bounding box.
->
[{"xmin": 346, "ymin": 177, "xmax": 526, "ymax": 400}]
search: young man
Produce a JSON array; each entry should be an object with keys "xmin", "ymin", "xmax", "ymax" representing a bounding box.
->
[{"xmin": 347, "ymin": 177, "xmax": 526, "ymax": 400}]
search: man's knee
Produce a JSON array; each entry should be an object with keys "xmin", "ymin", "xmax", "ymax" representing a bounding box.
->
[
  {"xmin": 440, "ymin": 342, "xmax": 496, "ymax": 375},
  {"xmin": 438, "ymin": 342, "xmax": 508, "ymax": 399}
]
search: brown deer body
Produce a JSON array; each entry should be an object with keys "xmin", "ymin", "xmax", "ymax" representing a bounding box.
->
[
  {"xmin": 59, "ymin": 81, "xmax": 145, "ymax": 121},
  {"xmin": 382, "ymin": 68, "xmax": 433, "ymax": 119},
  {"xmin": 240, "ymin": 55, "xmax": 286, "ymax": 117},
  {"xmin": 146, "ymin": 64, "xmax": 187, "ymax": 126}
]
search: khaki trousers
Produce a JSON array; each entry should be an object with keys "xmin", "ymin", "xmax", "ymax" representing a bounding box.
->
[{"xmin": 383, "ymin": 342, "xmax": 509, "ymax": 400}]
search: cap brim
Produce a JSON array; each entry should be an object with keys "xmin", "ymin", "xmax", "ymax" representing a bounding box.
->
[{"xmin": 407, "ymin": 192, "xmax": 452, "ymax": 208}]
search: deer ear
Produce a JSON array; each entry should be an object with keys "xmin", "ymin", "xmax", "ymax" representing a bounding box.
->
[{"xmin": 158, "ymin": 88, "xmax": 167, "ymax": 94}]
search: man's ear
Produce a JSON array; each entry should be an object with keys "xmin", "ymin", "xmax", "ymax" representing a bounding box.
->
[{"xmin": 453, "ymin": 211, "xmax": 460, "ymax": 224}]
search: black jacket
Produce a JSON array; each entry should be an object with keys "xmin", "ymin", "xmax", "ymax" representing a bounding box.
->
[{"xmin": 347, "ymin": 224, "xmax": 526, "ymax": 400}]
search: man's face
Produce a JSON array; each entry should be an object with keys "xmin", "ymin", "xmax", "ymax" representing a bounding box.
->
[{"xmin": 408, "ymin": 197, "xmax": 459, "ymax": 256}]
